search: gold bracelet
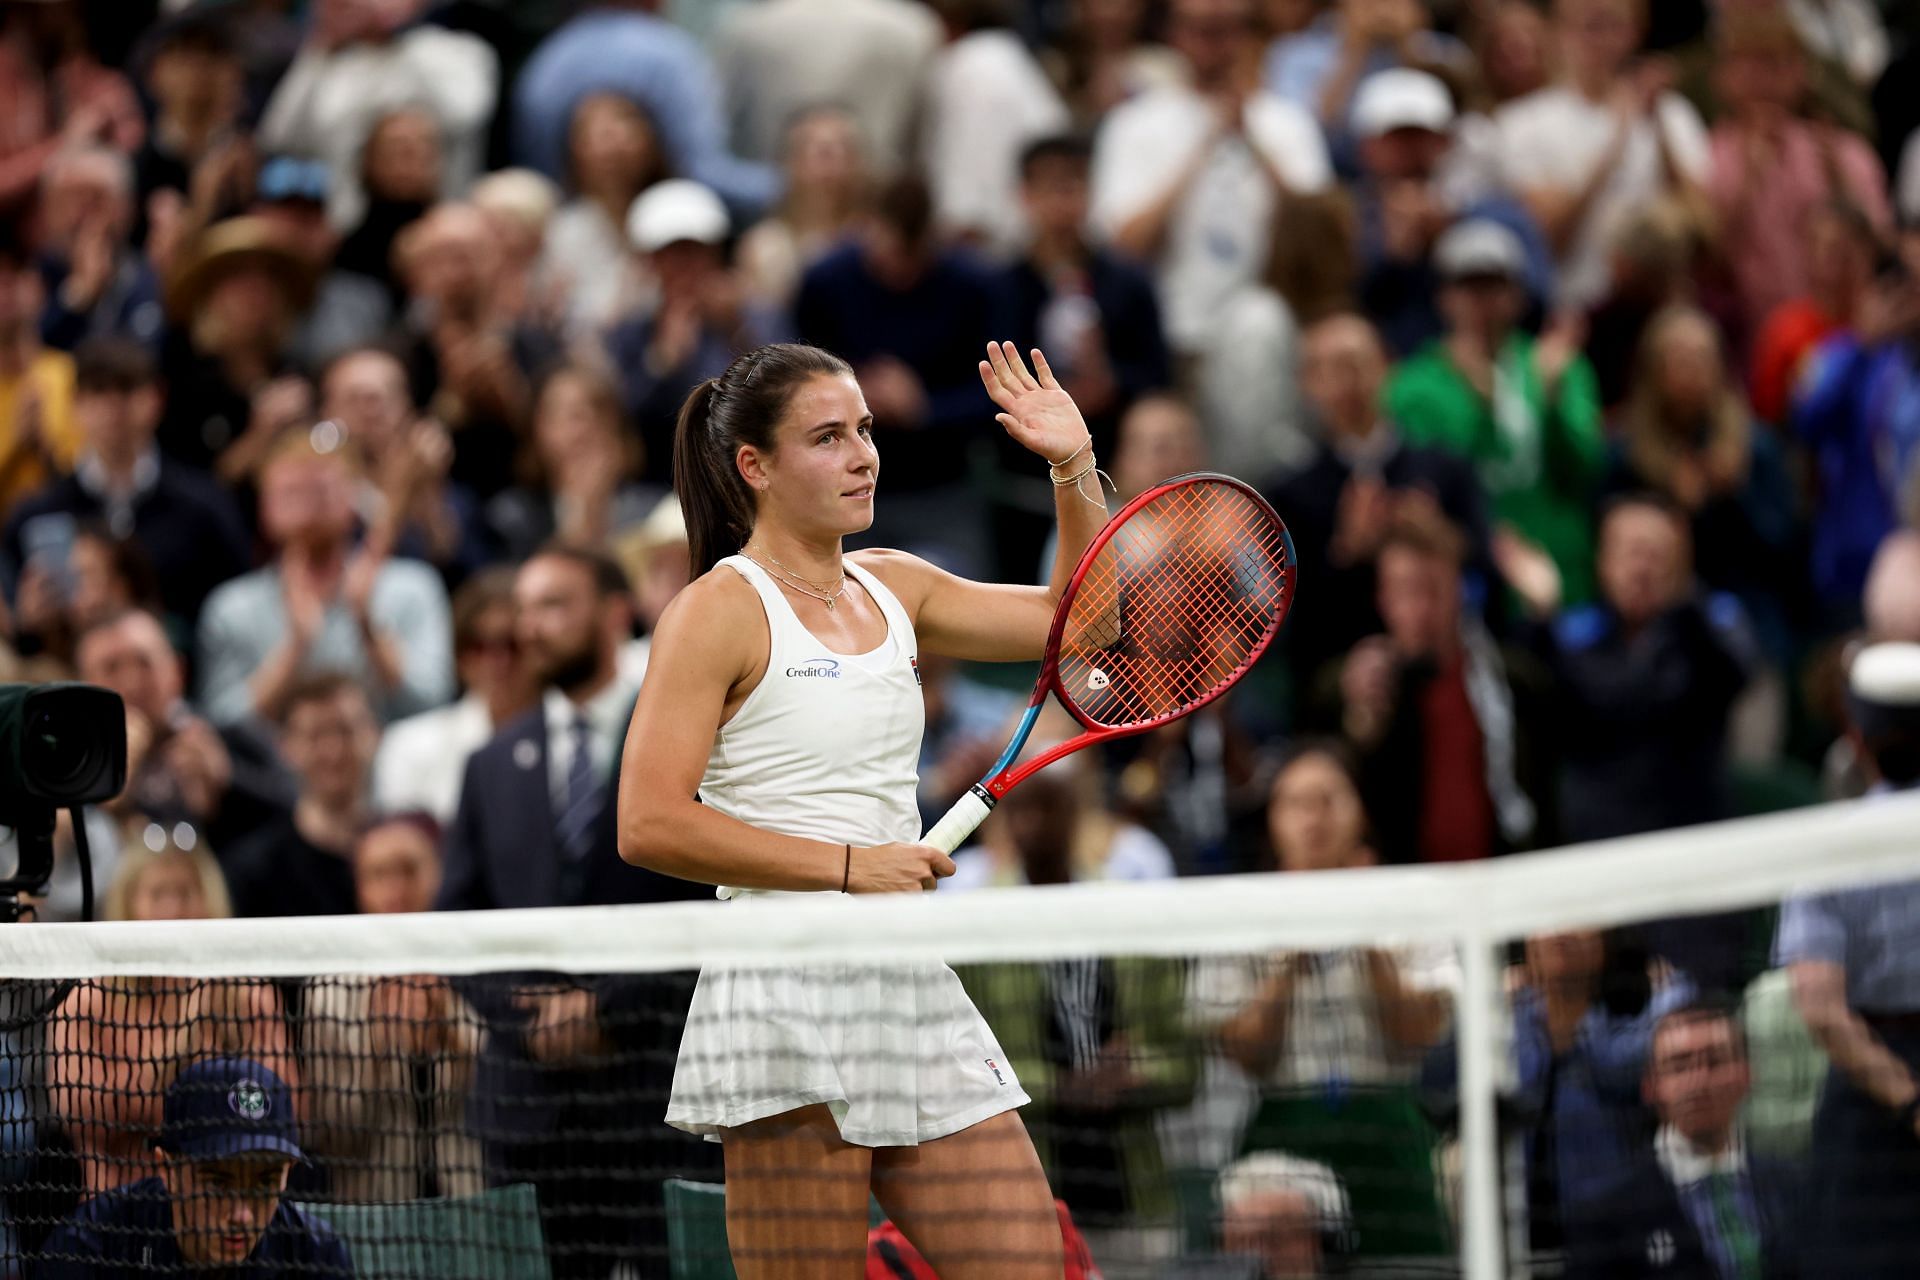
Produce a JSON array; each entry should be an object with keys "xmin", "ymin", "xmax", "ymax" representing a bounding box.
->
[{"xmin": 1047, "ymin": 436, "xmax": 1092, "ymax": 470}]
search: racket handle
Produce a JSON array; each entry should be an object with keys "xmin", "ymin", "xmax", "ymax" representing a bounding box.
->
[{"xmin": 922, "ymin": 785, "xmax": 997, "ymax": 855}]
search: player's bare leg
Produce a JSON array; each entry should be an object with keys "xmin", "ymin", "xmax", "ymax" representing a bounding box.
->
[
  {"xmin": 722, "ymin": 1104, "xmax": 873, "ymax": 1279},
  {"xmin": 871, "ymin": 1110, "xmax": 1065, "ymax": 1279}
]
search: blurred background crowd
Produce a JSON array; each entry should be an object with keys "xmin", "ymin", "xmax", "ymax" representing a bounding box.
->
[{"xmin": 3, "ymin": 0, "xmax": 1920, "ymax": 1277}]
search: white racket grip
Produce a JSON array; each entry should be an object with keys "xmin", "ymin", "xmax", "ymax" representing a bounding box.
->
[{"xmin": 922, "ymin": 786, "xmax": 997, "ymax": 855}]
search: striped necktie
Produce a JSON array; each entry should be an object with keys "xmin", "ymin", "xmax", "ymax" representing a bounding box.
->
[{"xmin": 557, "ymin": 713, "xmax": 603, "ymax": 865}]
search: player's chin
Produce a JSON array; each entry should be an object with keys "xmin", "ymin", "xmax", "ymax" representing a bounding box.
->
[{"xmin": 836, "ymin": 488, "xmax": 876, "ymax": 530}]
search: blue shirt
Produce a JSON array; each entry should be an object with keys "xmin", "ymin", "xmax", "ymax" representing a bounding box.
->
[
  {"xmin": 1776, "ymin": 836, "xmax": 1920, "ymax": 1011},
  {"xmin": 36, "ymin": 1177, "xmax": 351, "ymax": 1277},
  {"xmin": 1791, "ymin": 334, "xmax": 1920, "ymax": 606},
  {"xmin": 511, "ymin": 10, "xmax": 777, "ymax": 218}
]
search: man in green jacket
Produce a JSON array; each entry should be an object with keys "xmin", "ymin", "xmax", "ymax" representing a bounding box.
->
[{"xmin": 1386, "ymin": 218, "xmax": 1605, "ymax": 604}]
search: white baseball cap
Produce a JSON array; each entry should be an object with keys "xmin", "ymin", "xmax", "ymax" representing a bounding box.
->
[
  {"xmin": 626, "ymin": 179, "xmax": 730, "ymax": 253},
  {"xmin": 1434, "ymin": 218, "xmax": 1527, "ymax": 282},
  {"xmin": 1352, "ymin": 69, "xmax": 1456, "ymax": 140}
]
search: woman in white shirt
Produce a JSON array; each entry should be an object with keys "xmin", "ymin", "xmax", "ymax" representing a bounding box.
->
[{"xmin": 619, "ymin": 339, "xmax": 1110, "ymax": 1278}]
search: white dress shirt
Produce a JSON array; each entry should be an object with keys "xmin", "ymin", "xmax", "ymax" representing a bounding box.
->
[
  {"xmin": 541, "ymin": 678, "xmax": 639, "ymax": 811},
  {"xmin": 371, "ymin": 695, "xmax": 494, "ymax": 825}
]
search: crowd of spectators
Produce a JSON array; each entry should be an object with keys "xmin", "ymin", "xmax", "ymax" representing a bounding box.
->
[{"xmin": 2, "ymin": 0, "xmax": 1920, "ymax": 1277}]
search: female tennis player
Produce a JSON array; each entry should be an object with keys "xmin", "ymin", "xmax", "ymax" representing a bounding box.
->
[{"xmin": 617, "ymin": 341, "xmax": 1106, "ymax": 1278}]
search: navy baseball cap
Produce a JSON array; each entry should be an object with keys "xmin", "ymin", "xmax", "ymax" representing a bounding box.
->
[{"xmin": 160, "ymin": 1057, "xmax": 304, "ymax": 1162}]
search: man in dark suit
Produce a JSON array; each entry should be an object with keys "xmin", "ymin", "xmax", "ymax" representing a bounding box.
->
[
  {"xmin": 437, "ymin": 543, "xmax": 712, "ymax": 1278},
  {"xmin": 1567, "ymin": 1000, "xmax": 1801, "ymax": 1279}
]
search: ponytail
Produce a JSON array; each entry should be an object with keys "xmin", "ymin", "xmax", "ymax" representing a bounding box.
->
[{"xmin": 670, "ymin": 344, "xmax": 855, "ymax": 577}]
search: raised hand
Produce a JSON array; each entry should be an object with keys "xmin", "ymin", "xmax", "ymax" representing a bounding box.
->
[{"xmin": 978, "ymin": 341, "xmax": 1090, "ymax": 465}]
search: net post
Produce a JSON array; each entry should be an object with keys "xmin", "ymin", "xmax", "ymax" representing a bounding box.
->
[{"xmin": 1457, "ymin": 931, "xmax": 1505, "ymax": 1280}]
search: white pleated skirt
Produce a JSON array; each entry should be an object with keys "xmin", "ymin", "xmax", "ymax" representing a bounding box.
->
[{"xmin": 665, "ymin": 948, "xmax": 1030, "ymax": 1146}]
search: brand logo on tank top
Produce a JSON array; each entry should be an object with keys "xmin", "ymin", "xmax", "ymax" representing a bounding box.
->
[
  {"xmin": 785, "ymin": 658, "xmax": 842, "ymax": 679},
  {"xmin": 986, "ymin": 1058, "xmax": 1006, "ymax": 1085}
]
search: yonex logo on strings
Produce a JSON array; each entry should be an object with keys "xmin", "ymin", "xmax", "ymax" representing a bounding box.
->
[{"xmin": 786, "ymin": 658, "xmax": 842, "ymax": 679}]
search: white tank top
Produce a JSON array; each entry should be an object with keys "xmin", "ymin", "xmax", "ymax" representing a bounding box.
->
[{"xmin": 701, "ymin": 555, "xmax": 926, "ymax": 898}]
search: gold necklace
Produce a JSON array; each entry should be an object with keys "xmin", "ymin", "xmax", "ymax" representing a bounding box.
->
[{"xmin": 741, "ymin": 548, "xmax": 848, "ymax": 611}]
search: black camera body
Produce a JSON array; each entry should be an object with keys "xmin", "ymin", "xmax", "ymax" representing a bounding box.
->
[{"xmin": 0, "ymin": 682, "xmax": 128, "ymax": 913}]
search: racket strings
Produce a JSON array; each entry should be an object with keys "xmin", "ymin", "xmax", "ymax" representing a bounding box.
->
[{"xmin": 1058, "ymin": 482, "xmax": 1292, "ymax": 728}]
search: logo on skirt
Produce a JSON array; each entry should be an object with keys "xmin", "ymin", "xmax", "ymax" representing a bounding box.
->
[{"xmin": 985, "ymin": 1059, "xmax": 1005, "ymax": 1086}]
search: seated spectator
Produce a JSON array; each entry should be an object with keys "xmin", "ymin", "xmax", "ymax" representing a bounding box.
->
[
  {"xmin": 1088, "ymin": 0, "xmax": 1331, "ymax": 362},
  {"xmin": 3, "ymin": 336, "xmax": 249, "ymax": 629},
  {"xmin": 1320, "ymin": 509, "xmax": 1553, "ymax": 863},
  {"xmin": 1705, "ymin": 9, "xmax": 1891, "ymax": 334},
  {"xmin": 795, "ymin": 175, "xmax": 999, "ymax": 572},
  {"xmin": 736, "ymin": 105, "xmax": 869, "ymax": 313},
  {"xmin": 1790, "ymin": 261, "xmax": 1920, "ymax": 616},
  {"xmin": 1264, "ymin": 0, "xmax": 1472, "ymax": 174},
  {"xmin": 38, "ymin": 1057, "xmax": 349, "ymax": 1277},
  {"xmin": 711, "ymin": 0, "xmax": 939, "ymax": 175},
  {"xmin": 332, "ymin": 106, "xmax": 442, "ymax": 306},
  {"xmin": 302, "ymin": 814, "xmax": 484, "ymax": 1202},
  {"xmin": 1486, "ymin": 929, "xmax": 1693, "ymax": 1254},
  {"xmin": 1267, "ymin": 312, "xmax": 1488, "ymax": 686},
  {"xmin": 492, "ymin": 362, "xmax": 666, "ymax": 562},
  {"xmin": 0, "ymin": 236, "xmax": 79, "ymax": 510},
  {"xmin": 469, "ymin": 169, "xmax": 562, "ymax": 330},
  {"xmin": 1387, "ymin": 218, "xmax": 1604, "ymax": 604},
  {"xmin": 921, "ymin": 0, "xmax": 1069, "ymax": 254},
  {"xmin": 36, "ymin": 144, "xmax": 164, "ymax": 354},
  {"xmin": 198, "ymin": 432, "xmax": 451, "ymax": 727},
  {"xmin": 320, "ymin": 345, "xmax": 486, "ymax": 580},
  {"xmin": 1565, "ymin": 1000, "xmax": 1803, "ymax": 1280},
  {"xmin": 1580, "ymin": 197, "xmax": 1712, "ymax": 413},
  {"xmin": 1350, "ymin": 68, "xmax": 1554, "ymax": 356},
  {"xmin": 1042, "ymin": 0, "xmax": 1191, "ymax": 129},
  {"xmin": 1607, "ymin": 305, "xmax": 1800, "ymax": 669},
  {"xmin": 77, "ymin": 609, "xmax": 294, "ymax": 853},
  {"xmin": 607, "ymin": 181, "xmax": 781, "ymax": 486},
  {"xmin": 372, "ymin": 567, "xmax": 535, "ymax": 824},
  {"xmin": 1492, "ymin": 0, "xmax": 1710, "ymax": 311},
  {"xmin": 515, "ymin": 0, "xmax": 776, "ymax": 216},
  {"xmin": 7, "ymin": 523, "xmax": 161, "ymax": 676},
  {"xmin": 51, "ymin": 885, "xmax": 294, "ymax": 1195},
  {"xmin": 1191, "ymin": 744, "xmax": 1454, "ymax": 1258},
  {"xmin": 0, "ymin": 0, "xmax": 143, "ymax": 212},
  {"xmin": 1163, "ymin": 1152, "xmax": 1349, "ymax": 1280},
  {"xmin": 102, "ymin": 828, "xmax": 231, "ymax": 923},
  {"xmin": 1748, "ymin": 199, "xmax": 1881, "ymax": 429},
  {"xmin": 257, "ymin": 0, "xmax": 497, "ymax": 232},
  {"xmin": 539, "ymin": 92, "xmax": 670, "ymax": 338},
  {"xmin": 393, "ymin": 202, "xmax": 560, "ymax": 499},
  {"xmin": 947, "ymin": 747, "xmax": 1175, "ymax": 889},
  {"xmin": 155, "ymin": 216, "xmax": 316, "ymax": 478},
  {"xmin": 998, "ymin": 134, "xmax": 1170, "ymax": 460},
  {"xmin": 221, "ymin": 672, "xmax": 380, "ymax": 920}
]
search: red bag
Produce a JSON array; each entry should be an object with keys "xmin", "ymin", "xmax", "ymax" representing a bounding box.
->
[{"xmin": 866, "ymin": 1199, "xmax": 1102, "ymax": 1279}]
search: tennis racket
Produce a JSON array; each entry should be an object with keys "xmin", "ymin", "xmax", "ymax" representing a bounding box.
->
[{"xmin": 921, "ymin": 472, "xmax": 1297, "ymax": 854}]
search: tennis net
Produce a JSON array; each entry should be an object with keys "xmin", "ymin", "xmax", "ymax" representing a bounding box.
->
[{"xmin": 3, "ymin": 795, "xmax": 1918, "ymax": 1279}]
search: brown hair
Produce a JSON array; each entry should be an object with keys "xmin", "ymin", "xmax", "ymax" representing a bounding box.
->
[
  {"xmin": 672, "ymin": 344, "xmax": 855, "ymax": 575},
  {"xmin": 1620, "ymin": 305, "xmax": 1752, "ymax": 497},
  {"xmin": 279, "ymin": 671, "xmax": 370, "ymax": 726},
  {"xmin": 1379, "ymin": 505, "xmax": 1469, "ymax": 571},
  {"xmin": 1266, "ymin": 190, "xmax": 1358, "ymax": 326},
  {"xmin": 451, "ymin": 566, "xmax": 519, "ymax": 650},
  {"xmin": 524, "ymin": 360, "xmax": 639, "ymax": 488}
]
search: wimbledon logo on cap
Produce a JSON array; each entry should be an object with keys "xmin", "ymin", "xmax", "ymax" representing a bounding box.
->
[{"xmin": 228, "ymin": 1080, "xmax": 272, "ymax": 1121}]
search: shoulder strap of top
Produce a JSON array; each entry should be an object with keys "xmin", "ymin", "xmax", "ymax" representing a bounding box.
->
[
  {"xmin": 718, "ymin": 554, "xmax": 801, "ymax": 649},
  {"xmin": 844, "ymin": 558, "xmax": 916, "ymax": 658}
]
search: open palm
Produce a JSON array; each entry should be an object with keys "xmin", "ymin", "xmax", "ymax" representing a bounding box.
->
[{"xmin": 978, "ymin": 341, "xmax": 1091, "ymax": 463}]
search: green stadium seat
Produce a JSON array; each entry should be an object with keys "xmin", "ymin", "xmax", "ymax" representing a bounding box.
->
[
  {"xmin": 293, "ymin": 1182, "xmax": 550, "ymax": 1278},
  {"xmin": 664, "ymin": 1178, "xmax": 737, "ymax": 1280}
]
